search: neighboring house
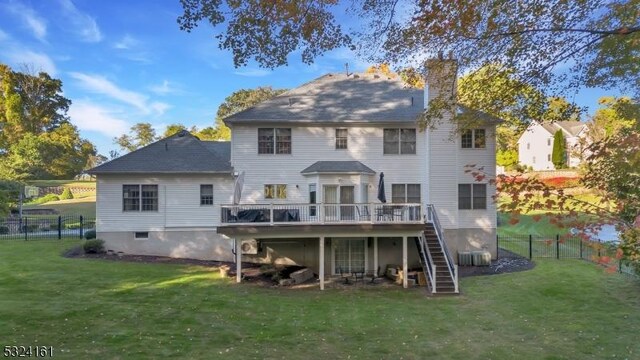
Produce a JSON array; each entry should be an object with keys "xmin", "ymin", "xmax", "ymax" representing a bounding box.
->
[
  {"xmin": 89, "ymin": 56, "xmax": 498, "ymax": 294},
  {"xmin": 517, "ymin": 121, "xmax": 586, "ymax": 170}
]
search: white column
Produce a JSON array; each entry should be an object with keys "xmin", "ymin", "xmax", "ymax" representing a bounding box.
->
[
  {"xmin": 235, "ymin": 238, "xmax": 242, "ymax": 283},
  {"xmin": 402, "ymin": 236, "xmax": 408, "ymax": 289},
  {"xmin": 319, "ymin": 237, "xmax": 325, "ymax": 290},
  {"xmin": 373, "ymin": 237, "xmax": 378, "ymax": 274}
]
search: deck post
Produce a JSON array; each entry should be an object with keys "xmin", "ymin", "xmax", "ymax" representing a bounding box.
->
[
  {"xmin": 235, "ymin": 238, "xmax": 242, "ymax": 283},
  {"xmin": 319, "ymin": 236, "xmax": 325, "ymax": 290},
  {"xmin": 373, "ymin": 237, "xmax": 378, "ymax": 275},
  {"xmin": 402, "ymin": 236, "xmax": 408, "ymax": 289}
]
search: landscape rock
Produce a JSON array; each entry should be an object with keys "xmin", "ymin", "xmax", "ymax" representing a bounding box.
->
[{"xmin": 290, "ymin": 268, "xmax": 314, "ymax": 284}]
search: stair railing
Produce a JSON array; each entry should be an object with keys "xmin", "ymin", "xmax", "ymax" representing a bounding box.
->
[
  {"xmin": 417, "ymin": 234, "xmax": 436, "ymax": 294},
  {"xmin": 426, "ymin": 204, "xmax": 459, "ymax": 293}
]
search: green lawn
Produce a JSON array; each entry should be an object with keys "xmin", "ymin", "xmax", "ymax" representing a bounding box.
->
[
  {"xmin": 26, "ymin": 180, "xmax": 96, "ymax": 188},
  {"xmin": 1, "ymin": 241, "xmax": 639, "ymax": 359},
  {"xmin": 22, "ymin": 196, "xmax": 96, "ymax": 217}
]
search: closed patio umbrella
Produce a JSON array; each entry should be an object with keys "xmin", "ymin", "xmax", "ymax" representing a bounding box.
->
[
  {"xmin": 233, "ymin": 171, "xmax": 245, "ymax": 205},
  {"xmin": 377, "ymin": 172, "xmax": 386, "ymax": 203}
]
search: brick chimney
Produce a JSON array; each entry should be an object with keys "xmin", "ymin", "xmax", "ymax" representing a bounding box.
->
[{"xmin": 424, "ymin": 51, "xmax": 458, "ymax": 111}]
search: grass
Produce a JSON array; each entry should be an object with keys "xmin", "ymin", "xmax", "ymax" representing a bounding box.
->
[
  {"xmin": 1, "ymin": 240, "xmax": 639, "ymax": 359},
  {"xmin": 26, "ymin": 180, "xmax": 96, "ymax": 188},
  {"xmin": 22, "ymin": 196, "xmax": 96, "ymax": 217}
]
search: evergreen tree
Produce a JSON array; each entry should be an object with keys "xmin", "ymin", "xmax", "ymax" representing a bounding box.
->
[{"xmin": 552, "ymin": 130, "xmax": 566, "ymax": 169}]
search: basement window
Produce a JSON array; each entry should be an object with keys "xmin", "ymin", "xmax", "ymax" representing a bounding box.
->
[{"xmin": 134, "ymin": 232, "xmax": 149, "ymax": 240}]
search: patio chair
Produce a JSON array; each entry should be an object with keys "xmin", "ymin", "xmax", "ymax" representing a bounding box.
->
[
  {"xmin": 366, "ymin": 266, "xmax": 382, "ymax": 284},
  {"xmin": 338, "ymin": 267, "xmax": 353, "ymax": 284}
]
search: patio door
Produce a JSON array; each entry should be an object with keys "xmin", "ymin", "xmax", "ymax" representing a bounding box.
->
[
  {"xmin": 333, "ymin": 238, "xmax": 366, "ymax": 274},
  {"xmin": 323, "ymin": 185, "xmax": 354, "ymax": 220},
  {"xmin": 339, "ymin": 186, "xmax": 354, "ymax": 220}
]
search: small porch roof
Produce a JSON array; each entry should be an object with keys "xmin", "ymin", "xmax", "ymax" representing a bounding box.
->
[{"xmin": 300, "ymin": 161, "xmax": 375, "ymax": 175}]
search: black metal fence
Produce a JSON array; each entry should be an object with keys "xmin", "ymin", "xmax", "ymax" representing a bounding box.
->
[
  {"xmin": 498, "ymin": 234, "xmax": 638, "ymax": 279},
  {"xmin": 0, "ymin": 215, "xmax": 95, "ymax": 240}
]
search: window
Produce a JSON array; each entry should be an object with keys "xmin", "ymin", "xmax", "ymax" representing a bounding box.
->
[
  {"xmin": 547, "ymin": 154, "xmax": 551, "ymax": 161},
  {"xmin": 533, "ymin": 156, "xmax": 536, "ymax": 164},
  {"xmin": 123, "ymin": 185, "xmax": 140, "ymax": 211},
  {"xmin": 458, "ymin": 184, "xmax": 487, "ymax": 210},
  {"xmin": 547, "ymin": 138, "xmax": 551, "ymax": 146},
  {"xmin": 264, "ymin": 184, "xmax": 287, "ymax": 199},
  {"xmin": 200, "ymin": 184, "xmax": 213, "ymax": 205},
  {"xmin": 461, "ymin": 129, "xmax": 486, "ymax": 149},
  {"xmin": 309, "ymin": 184, "xmax": 317, "ymax": 216},
  {"xmin": 383, "ymin": 129, "xmax": 416, "ymax": 154},
  {"xmin": 391, "ymin": 184, "xmax": 421, "ymax": 203},
  {"xmin": 141, "ymin": 185, "xmax": 158, "ymax": 211},
  {"xmin": 258, "ymin": 128, "xmax": 291, "ymax": 154},
  {"xmin": 134, "ymin": 232, "xmax": 149, "ymax": 240},
  {"xmin": 123, "ymin": 185, "xmax": 158, "ymax": 212},
  {"xmin": 527, "ymin": 142, "xmax": 530, "ymax": 150},
  {"xmin": 335, "ymin": 128, "xmax": 348, "ymax": 149}
]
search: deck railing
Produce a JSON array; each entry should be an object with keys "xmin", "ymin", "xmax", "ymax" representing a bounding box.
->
[{"xmin": 220, "ymin": 203, "xmax": 423, "ymax": 225}]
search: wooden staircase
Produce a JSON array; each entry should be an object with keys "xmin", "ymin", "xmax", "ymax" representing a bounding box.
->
[
  {"xmin": 414, "ymin": 204, "xmax": 459, "ymax": 295},
  {"xmin": 422, "ymin": 224, "xmax": 457, "ymax": 294}
]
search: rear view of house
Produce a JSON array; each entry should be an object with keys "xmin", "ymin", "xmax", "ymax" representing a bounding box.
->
[
  {"xmin": 90, "ymin": 56, "xmax": 498, "ymax": 294},
  {"xmin": 518, "ymin": 121, "xmax": 586, "ymax": 170}
]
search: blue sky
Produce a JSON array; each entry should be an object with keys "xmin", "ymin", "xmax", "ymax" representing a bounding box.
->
[{"xmin": 0, "ymin": 0, "xmax": 617, "ymax": 156}]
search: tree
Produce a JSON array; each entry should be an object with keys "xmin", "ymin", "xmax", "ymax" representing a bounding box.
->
[
  {"xmin": 212, "ymin": 86, "xmax": 288, "ymax": 140},
  {"xmin": 552, "ymin": 130, "xmax": 567, "ymax": 169},
  {"xmin": 0, "ymin": 64, "xmax": 95, "ymax": 180},
  {"xmin": 0, "ymin": 180, "xmax": 21, "ymax": 216},
  {"xmin": 114, "ymin": 123, "xmax": 158, "ymax": 152},
  {"xmin": 178, "ymin": 0, "xmax": 640, "ymax": 101},
  {"xmin": 585, "ymin": 96, "xmax": 637, "ymax": 142},
  {"xmin": 163, "ymin": 123, "xmax": 188, "ymax": 138}
]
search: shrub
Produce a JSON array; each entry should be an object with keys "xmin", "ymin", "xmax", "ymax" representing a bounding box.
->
[
  {"xmin": 64, "ymin": 222, "xmax": 81, "ymax": 230},
  {"xmin": 0, "ymin": 225, "xmax": 9, "ymax": 234},
  {"xmin": 27, "ymin": 194, "xmax": 60, "ymax": 205},
  {"xmin": 59, "ymin": 188, "xmax": 74, "ymax": 200},
  {"xmin": 83, "ymin": 239, "xmax": 105, "ymax": 254},
  {"xmin": 84, "ymin": 229, "xmax": 96, "ymax": 240},
  {"xmin": 22, "ymin": 224, "xmax": 39, "ymax": 233}
]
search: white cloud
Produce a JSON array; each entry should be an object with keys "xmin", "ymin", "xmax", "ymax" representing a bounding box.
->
[
  {"xmin": 58, "ymin": 0, "xmax": 102, "ymax": 42},
  {"xmin": 0, "ymin": 28, "xmax": 9, "ymax": 41},
  {"xmin": 68, "ymin": 101, "xmax": 129, "ymax": 137},
  {"xmin": 113, "ymin": 34, "xmax": 138, "ymax": 50},
  {"xmin": 150, "ymin": 80, "xmax": 177, "ymax": 95},
  {"xmin": 68, "ymin": 72, "xmax": 169, "ymax": 115},
  {"xmin": 233, "ymin": 68, "xmax": 271, "ymax": 77},
  {"xmin": 5, "ymin": 49, "xmax": 57, "ymax": 75},
  {"xmin": 5, "ymin": 1, "xmax": 47, "ymax": 42}
]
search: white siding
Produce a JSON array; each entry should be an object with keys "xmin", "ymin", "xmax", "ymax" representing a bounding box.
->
[
  {"xmin": 518, "ymin": 123, "xmax": 556, "ymax": 170},
  {"xmin": 97, "ymin": 174, "xmax": 234, "ymax": 232},
  {"xmin": 230, "ymin": 125, "xmax": 426, "ymax": 205},
  {"xmin": 457, "ymin": 127, "xmax": 497, "ymax": 229}
]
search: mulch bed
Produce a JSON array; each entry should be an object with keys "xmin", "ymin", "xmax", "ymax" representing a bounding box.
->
[
  {"xmin": 64, "ymin": 246, "xmax": 535, "ymax": 284},
  {"xmin": 458, "ymin": 248, "xmax": 535, "ymax": 277}
]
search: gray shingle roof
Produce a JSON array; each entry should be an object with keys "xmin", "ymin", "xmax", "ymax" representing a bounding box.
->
[
  {"xmin": 300, "ymin": 161, "xmax": 376, "ymax": 175},
  {"xmin": 224, "ymin": 73, "xmax": 424, "ymax": 124},
  {"xmin": 88, "ymin": 131, "xmax": 232, "ymax": 174},
  {"xmin": 540, "ymin": 121, "xmax": 585, "ymax": 137}
]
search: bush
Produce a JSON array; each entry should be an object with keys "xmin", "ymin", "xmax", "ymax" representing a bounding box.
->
[
  {"xmin": 83, "ymin": 239, "xmax": 105, "ymax": 254},
  {"xmin": 0, "ymin": 225, "xmax": 9, "ymax": 234},
  {"xmin": 64, "ymin": 222, "xmax": 81, "ymax": 230},
  {"xmin": 84, "ymin": 229, "xmax": 96, "ymax": 240},
  {"xmin": 59, "ymin": 188, "xmax": 74, "ymax": 200},
  {"xmin": 27, "ymin": 194, "xmax": 60, "ymax": 205}
]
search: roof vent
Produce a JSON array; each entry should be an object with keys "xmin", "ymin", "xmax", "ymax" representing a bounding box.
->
[
  {"xmin": 373, "ymin": 74, "xmax": 380, "ymax": 79},
  {"xmin": 178, "ymin": 130, "xmax": 188, "ymax": 137},
  {"xmin": 288, "ymin": 97, "xmax": 294, "ymax": 106}
]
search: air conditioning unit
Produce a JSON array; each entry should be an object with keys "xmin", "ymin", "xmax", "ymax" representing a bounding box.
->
[
  {"xmin": 472, "ymin": 251, "xmax": 491, "ymax": 266},
  {"xmin": 458, "ymin": 251, "xmax": 473, "ymax": 266},
  {"xmin": 241, "ymin": 239, "xmax": 258, "ymax": 254}
]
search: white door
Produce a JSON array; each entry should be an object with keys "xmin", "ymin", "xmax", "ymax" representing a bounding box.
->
[{"xmin": 333, "ymin": 238, "xmax": 366, "ymax": 274}]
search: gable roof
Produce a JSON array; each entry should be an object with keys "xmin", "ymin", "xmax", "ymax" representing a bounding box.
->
[
  {"xmin": 88, "ymin": 131, "xmax": 232, "ymax": 174},
  {"xmin": 224, "ymin": 72, "xmax": 424, "ymax": 124},
  {"xmin": 300, "ymin": 161, "xmax": 376, "ymax": 175},
  {"xmin": 540, "ymin": 121, "xmax": 585, "ymax": 137}
]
